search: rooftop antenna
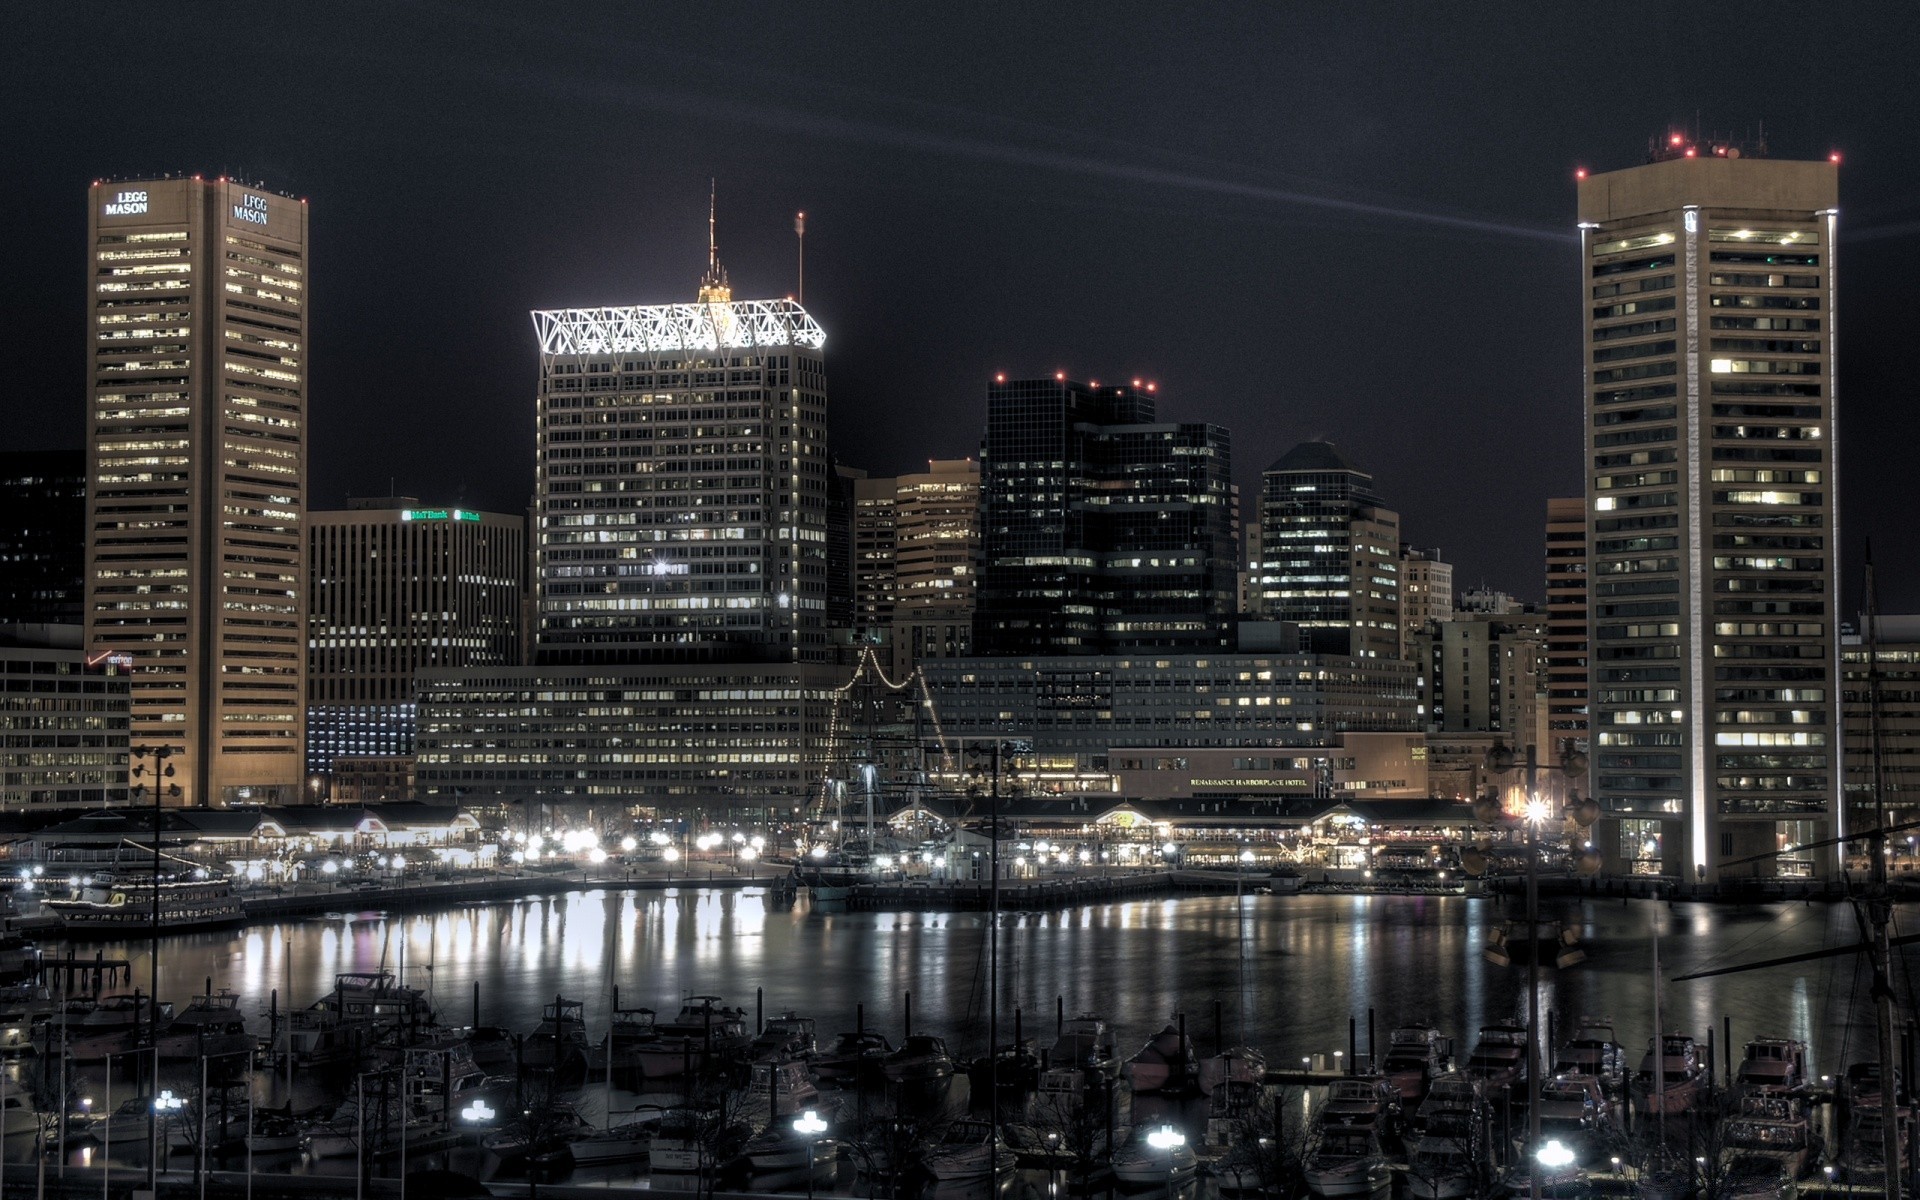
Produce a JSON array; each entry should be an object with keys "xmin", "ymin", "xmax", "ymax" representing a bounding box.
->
[
  {"xmin": 795, "ymin": 210, "xmax": 807, "ymax": 305},
  {"xmin": 698, "ymin": 179, "xmax": 731, "ymax": 303}
]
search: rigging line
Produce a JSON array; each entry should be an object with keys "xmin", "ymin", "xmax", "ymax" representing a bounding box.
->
[{"xmin": 1682, "ymin": 903, "xmax": 1818, "ymax": 979}]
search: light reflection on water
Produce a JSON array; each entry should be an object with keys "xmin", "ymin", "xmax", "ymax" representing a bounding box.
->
[{"xmin": 42, "ymin": 889, "xmax": 1897, "ymax": 1081}]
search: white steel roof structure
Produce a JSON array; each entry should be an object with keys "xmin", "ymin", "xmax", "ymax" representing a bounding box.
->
[{"xmin": 531, "ymin": 299, "xmax": 825, "ymax": 356}]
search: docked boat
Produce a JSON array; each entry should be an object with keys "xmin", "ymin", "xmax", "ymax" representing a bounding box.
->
[
  {"xmin": 650, "ymin": 1106, "xmax": 750, "ymax": 1179},
  {"xmin": 1535, "ymin": 1072, "xmax": 1613, "ymax": 1163},
  {"xmin": 1716, "ymin": 1094, "xmax": 1811, "ymax": 1199},
  {"xmin": 1404, "ymin": 1103, "xmax": 1489, "ymax": 1200},
  {"xmin": 1380, "ymin": 1024, "xmax": 1453, "ymax": 1104},
  {"xmin": 813, "ymin": 1029, "xmax": 892, "ymax": 1084},
  {"xmin": 1050, "ymin": 1013, "xmax": 1120, "ymax": 1077},
  {"xmin": 1736, "ymin": 1038, "xmax": 1809, "ymax": 1098},
  {"xmin": 245, "ymin": 1108, "xmax": 302, "ymax": 1155},
  {"xmin": 567, "ymin": 1114, "xmax": 661, "ymax": 1166},
  {"xmin": 521, "ymin": 995, "xmax": 592, "ymax": 1085},
  {"xmin": 1838, "ymin": 1101, "xmax": 1913, "ymax": 1191},
  {"xmin": 1464, "ymin": 1021, "xmax": 1529, "ymax": 1094},
  {"xmin": 1413, "ymin": 1071, "xmax": 1483, "ymax": 1135},
  {"xmin": 602, "ymin": 1006, "xmax": 658, "ymax": 1083},
  {"xmin": 746, "ymin": 1056, "xmax": 822, "ymax": 1121},
  {"xmin": 1199, "ymin": 1046, "xmax": 1268, "ymax": 1098},
  {"xmin": 741, "ymin": 1118, "xmax": 832, "ymax": 1173},
  {"xmin": 1124, "ymin": 1022, "xmax": 1199, "ymax": 1095},
  {"xmin": 1301, "ymin": 1126, "xmax": 1392, "ymax": 1198},
  {"xmin": 922, "ymin": 1118, "xmax": 1017, "ymax": 1182},
  {"xmin": 405, "ymin": 1041, "xmax": 513, "ymax": 1126},
  {"xmin": 1841, "ymin": 1060, "xmax": 1904, "ymax": 1112},
  {"xmin": 881, "ymin": 1034, "xmax": 956, "ymax": 1086},
  {"xmin": 0, "ymin": 1094, "xmax": 41, "ymax": 1139},
  {"xmin": 1631, "ymin": 1033, "xmax": 1706, "ymax": 1117},
  {"xmin": 631, "ymin": 996, "xmax": 751, "ymax": 1079},
  {"xmin": 482, "ymin": 1104, "xmax": 594, "ymax": 1167},
  {"xmin": 289, "ymin": 971, "xmax": 431, "ymax": 1067},
  {"xmin": 155, "ymin": 989, "xmax": 253, "ymax": 1061},
  {"xmin": 1319, "ymin": 1077, "xmax": 1400, "ymax": 1140},
  {"xmin": 1553, "ymin": 1017, "xmax": 1627, "ymax": 1092},
  {"xmin": 1111, "ymin": 1124, "xmax": 1199, "ymax": 1186},
  {"xmin": 751, "ymin": 1012, "xmax": 817, "ymax": 1061},
  {"xmin": 42, "ymin": 992, "xmax": 173, "ymax": 1061},
  {"xmin": 43, "ymin": 863, "xmax": 243, "ymax": 936},
  {"xmin": 0, "ymin": 933, "xmax": 40, "ymax": 985}
]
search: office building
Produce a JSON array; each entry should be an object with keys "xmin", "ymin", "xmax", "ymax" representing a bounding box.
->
[
  {"xmin": 0, "ymin": 450, "xmax": 87, "ymax": 627},
  {"xmin": 1398, "ymin": 545, "xmax": 1454, "ymax": 655},
  {"xmin": 530, "ymin": 222, "xmax": 830, "ymax": 665},
  {"xmin": 84, "ymin": 177, "xmax": 309, "ymax": 807},
  {"xmin": 1581, "ymin": 143, "xmax": 1838, "ymax": 879},
  {"xmin": 1, "ymin": 625, "xmax": 131, "ymax": 811},
  {"xmin": 920, "ymin": 651, "xmax": 1420, "ymax": 794},
  {"xmin": 975, "ymin": 376, "xmax": 1234, "ymax": 655},
  {"xmin": 1840, "ymin": 615, "xmax": 1920, "ymax": 839},
  {"xmin": 849, "ymin": 471, "xmax": 897, "ymax": 652},
  {"xmin": 307, "ymin": 499, "xmax": 528, "ymax": 781},
  {"xmin": 1253, "ymin": 441, "xmax": 1400, "ymax": 658},
  {"xmin": 892, "ymin": 458, "xmax": 981, "ymax": 669},
  {"xmin": 1414, "ymin": 613, "xmax": 1547, "ymax": 744},
  {"xmin": 413, "ymin": 662, "xmax": 846, "ymax": 817},
  {"xmin": 1545, "ymin": 497, "xmax": 1590, "ymax": 755}
]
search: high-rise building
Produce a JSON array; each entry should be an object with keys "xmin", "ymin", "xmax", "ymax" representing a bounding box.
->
[
  {"xmin": 0, "ymin": 450, "xmax": 87, "ymax": 626},
  {"xmin": 1414, "ymin": 613, "xmax": 1547, "ymax": 742},
  {"xmin": 1253, "ymin": 442, "xmax": 1400, "ymax": 658},
  {"xmin": 892, "ymin": 458, "xmax": 980, "ymax": 669},
  {"xmin": 84, "ymin": 177, "xmax": 309, "ymax": 807},
  {"xmin": 307, "ymin": 499, "xmax": 528, "ymax": 782},
  {"xmin": 850, "ymin": 471, "xmax": 897, "ymax": 652},
  {"xmin": 530, "ymin": 221, "xmax": 829, "ymax": 665},
  {"xmin": 0, "ymin": 625, "xmax": 131, "ymax": 811},
  {"xmin": 1544, "ymin": 497, "xmax": 1590, "ymax": 756},
  {"xmin": 1580, "ymin": 144, "xmax": 1838, "ymax": 880},
  {"xmin": 1398, "ymin": 545, "xmax": 1454, "ymax": 655},
  {"xmin": 1840, "ymin": 615, "xmax": 1920, "ymax": 839},
  {"xmin": 976, "ymin": 377, "xmax": 1234, "ymax": 655}
]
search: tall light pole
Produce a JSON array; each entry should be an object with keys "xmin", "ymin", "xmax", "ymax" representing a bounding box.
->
[{"xmin": 132, "ymin": 741, "xmax": 178, "ymax": 1193}]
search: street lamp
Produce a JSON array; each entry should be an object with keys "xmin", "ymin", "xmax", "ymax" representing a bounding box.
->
[
  {"xmin": 1146, "ymin": 1126, "xmax": 1187, "ymax": 1200},
  {"xmin": 793, "ymin": 1109, "xmax": 829, "ymax": 1200}
]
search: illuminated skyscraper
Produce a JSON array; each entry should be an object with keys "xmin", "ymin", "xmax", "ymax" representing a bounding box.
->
[
  {"xmin": 84, "ymin": 177, "xmax": 309, "ymax": 806},
  {"xmin": 1254, "ymin": 441, "xmax": 1401, "ymax": 659},
  {"xmin": 1580, "ymin": 142, "xmax": 1838, "ymax": 880},
  {"xmin": 530, "ymin": 223, "xmax": 830, "ymax": 664}
]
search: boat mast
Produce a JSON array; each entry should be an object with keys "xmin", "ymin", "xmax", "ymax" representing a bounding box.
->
[{"xmin": 1864, "ymin": 550, "xmax": 1903, "ymax": 1200}]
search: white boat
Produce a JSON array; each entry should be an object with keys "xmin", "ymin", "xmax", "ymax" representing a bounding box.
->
[
  {"xmin": 0, "ymin": 1094, "xmax": 41, "ymax": 1139},
  {"xmin": 482, "ymin": 1104, "xmax": 593, "ymax": 1166},
  {"xmin": 922, "ymin": 1119, "xmax": 1016, "ymax": 1182},
  {"xmin": 746, "ymin": 1056, "xmax": 820, "ymax": 1121},
  {"xmin": 567, "ymin": 1115, "xmax": 661, "ymax": 1166},
  {"xmin": 1380, "ymin": 1024, "xmax": 1452, "ymax": 1104},
  {"xmin": 1553, "ymin": 1017, "xmax": 1627, "ymax": 1092},
  {"xmin": 245, "ymin": 1109, "xmax": 302, "ymax": 1155},
  {"xmin": 289, "ymin": 971, "xmax": 430, "ymax": 1067},
  {"xmin": 44, "ymin": 862, "xmax": 243, "ymax": 936},
  {"xmin": 1631, "ymin": 1033, "xmax": 1706, "ymax": 1116},
  {"xmin": 650, "ymin": 1107, "xmax": 750, "ymax": 1178},
  {"xmin": 1301, "ymin": 1127, "xmax": 1391, "ymax": 1198},
  {"xmin": 154, "ymin": 989, "xmax": 254, "ymax": 1061},
  {"xmin": 1050, "ymin": 1013, "xmax": 1119, "ymax": 1077},
  {"xmin": 44, "ymin": 993, "xmax": 175, "ymax": 1062},
  {"xmin": 630, "ymin": 996, "xmax": 750, "ymax": 1079}
]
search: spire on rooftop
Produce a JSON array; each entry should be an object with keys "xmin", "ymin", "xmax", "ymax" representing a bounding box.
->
[{"xmin": 697, "ymin": 179, "xmax": 732, "ymax": 303}]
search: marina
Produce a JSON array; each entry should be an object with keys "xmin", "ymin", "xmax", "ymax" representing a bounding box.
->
[{"xmin": 0, "ymin": 886, "xmax": 1904, "ymax": 1196}]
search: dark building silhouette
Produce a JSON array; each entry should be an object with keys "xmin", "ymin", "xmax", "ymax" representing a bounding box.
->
[
  {"xmin": 975, "ymin": 376, "xmax": 1234, "ymax": 654},
  {"xmin": 0, "ymin": 450, "xmax": 86, "ymax": 627}
]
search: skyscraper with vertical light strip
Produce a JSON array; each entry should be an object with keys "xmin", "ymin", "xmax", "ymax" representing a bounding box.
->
[
  {"xmin": 84, "ymin": 177, "xmax": 309, "ymax": 806},
  {"xmin": 1579, "ymin": 141, "xmax": 1838, "ymax": 880}
]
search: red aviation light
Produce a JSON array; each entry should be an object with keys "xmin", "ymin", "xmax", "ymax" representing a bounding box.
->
[
  {"xmin": 1055, "ymin": 372, "xmax": 1066, "ymax": 381},
  {"xmin": 1684, "ymin": 147, "xmax": 1697, "ymax": 158},
  {"xmin": 1830, "ymin": 152, "xmax": 1843, "ymax": 164},
  {"xmin": 994, "ymin": 373, "xmax": 1006, "ymax": 384},
  {"xmin": 1670, "ymin": 133, "xmax": 1684, "ymax": 146},
  {"xmin": 1574, "ymin": 167, "xmax": 1587, "ymax": 180}
]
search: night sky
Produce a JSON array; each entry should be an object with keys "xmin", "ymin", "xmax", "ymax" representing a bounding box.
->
[{"xmin": 10, "ymin": 4, "xmax": 1920, "ymax": 606}]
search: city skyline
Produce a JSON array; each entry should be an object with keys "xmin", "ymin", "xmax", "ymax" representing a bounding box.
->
[{"xmin": 11, "ymin": 5, "xmax": 1920, "ymax": 606}]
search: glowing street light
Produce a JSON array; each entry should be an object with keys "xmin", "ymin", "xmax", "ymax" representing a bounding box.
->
[
  {"xmin": 792, "ymin": 1110, "xmax": 828, "ymax": 1136},
  {"xmin": 1145, "ymin": 1126, "xmax": 1186, "ymax": 1151},
  {"xmin": 461, "ymin": 1098, "xmax": 496, "ymax": 1124},
  {"xmin": 1536, "ymin": 1140, "xmax": 1576, "ymax": 1170},
  {"xmin": 662, "ymin": 846, "xmax": 680, "ymax": 863},
  {"xmin": 620, "ymin": 835, "xmax": 639, "ymax": 853}
]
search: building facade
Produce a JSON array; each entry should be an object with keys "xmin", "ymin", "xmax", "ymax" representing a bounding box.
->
[
  {"xmin": 1545, "ymin": 496, "xmax": 1590, "ymax": 756},
  {"xmin": 84, "ymin": 177, "xmax": 309, "ymax": 807},
  {"xmin": 1253, "ymin": 441, "xmax": 1401, "ymax": 659},
  {"xmin": 1, "ymin": 627, "xmax": 131, "ymax": 811},
  {"xmin": 1580, "ymin": 148, "xmax": 1838, "ymax": 880},
  {"xmin": 849, "ymin": 471, "xmax": 897, "ymax": 654},
  {"xmin": 1398, "ymin": 545, "xmax": 1454, "ymax": 656},
  {"xmin": 413, "ymin": 662, "xmax": 846, "ymax": 818},
  {"xmin": 1414, "ymin": 613, "xmax": 1547, "ymax": 745},
  {"xmin": 975, "ymin": 377, "xmax": 1234, "ymax": 655},
  {"xmin": 1840, "ymin": 615, "xmax": 1920, "ymax": 841},
  {"xmin": 307, "ymin": 500, "xmax": 528, "ymax": 780},
  {"xmin": 892, "ymin": 458, "xmax": 981, "ymax": 670},
  {"xmin": 530, "ymin": 253, "xmax": 831, "ymax": 665},
  {"xmin": 0, "ymin": 451, "xmax": 87, "ymax": 627}
]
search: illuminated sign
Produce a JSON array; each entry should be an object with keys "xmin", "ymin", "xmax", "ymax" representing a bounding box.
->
[
  {"xmin": 400, "ymin": 509, "xmax": 481, "ymax": 523},
  {"xmin": 1189, "ymin": 778, "xmax": 1311, "ymax": 789},
  {"xmin": 103, "ymin": 190, "xmax": 148, "ymax": 216},
  {"xmin": 234, "ymin": 193, "xmax": 269, "ymax": 226}
]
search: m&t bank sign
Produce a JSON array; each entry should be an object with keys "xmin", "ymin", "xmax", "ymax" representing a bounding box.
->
[{"xmin": 233, "ymin": 193, "xmax": 269, "ymax": 226}]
